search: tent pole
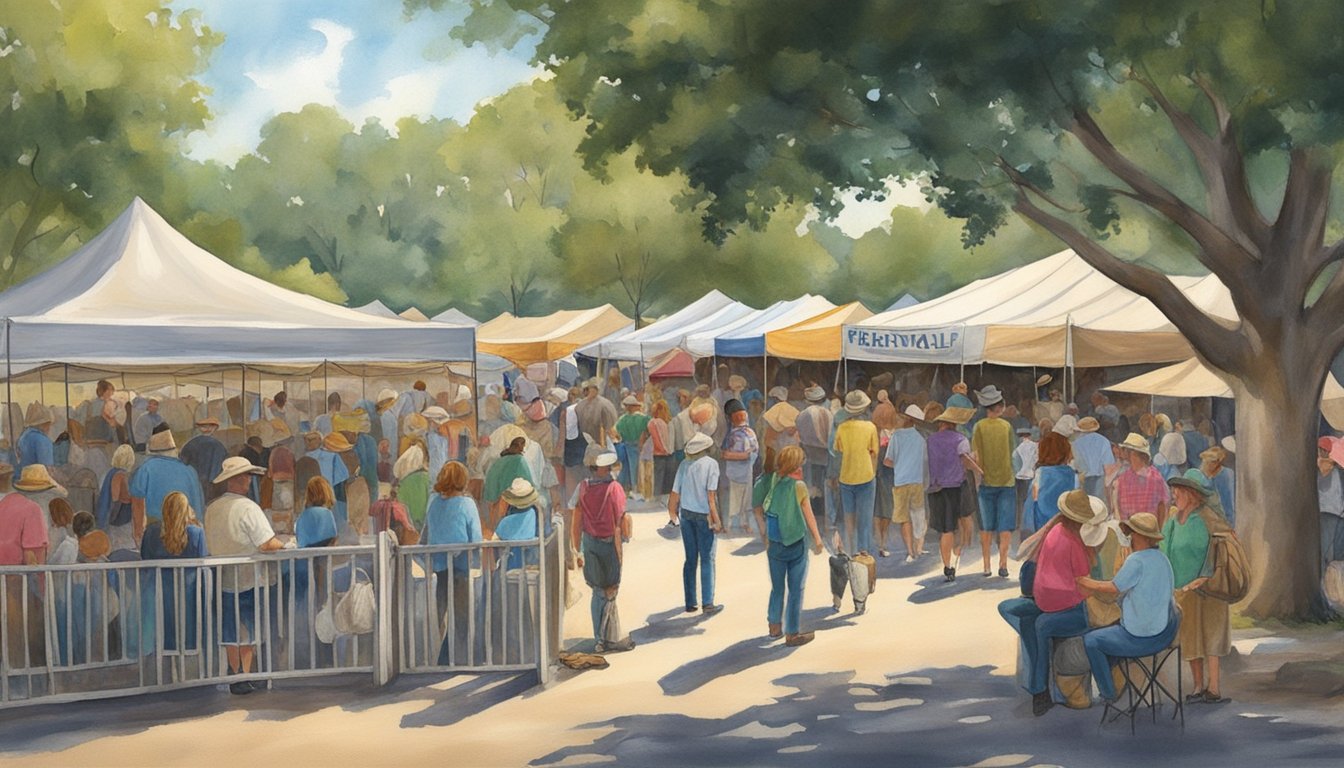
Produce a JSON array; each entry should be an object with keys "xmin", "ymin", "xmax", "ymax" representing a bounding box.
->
[
  {"xmin": 241, "ymin": 364, "xmax": 248, "ymax": 436},
  {"xmin": 38, "ymin": 366, "xmax": 44, "ymax": 409},
  {"xmin": 4, "ymin": 319, "xmax": 12, "ymax": 451},
  {"xmin": 63, "ymin": 364, "xmax": 71, "ymax": 424},
  {"xmin": 471, "ymin": 332, "xmax": 480, "ymax": 441}
]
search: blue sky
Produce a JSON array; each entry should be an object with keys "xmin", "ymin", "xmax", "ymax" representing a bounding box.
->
[{"xmin": 175, "ymin": 0, "xmax": 540, "ymax": 164}]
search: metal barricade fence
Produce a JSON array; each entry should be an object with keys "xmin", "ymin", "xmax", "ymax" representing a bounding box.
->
[
  {"xmin": 1, "ymin": 526, "xmax": 562, "ymax": 709},
  {"xmin": 394, "ymin": 515, "xmax": 564, "ymax": 684}
]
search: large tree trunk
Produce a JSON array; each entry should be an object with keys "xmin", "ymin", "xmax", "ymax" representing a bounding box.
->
[{"xmin": 1231, "ymin": 359, "xmax": 1333, "ymax": 621}]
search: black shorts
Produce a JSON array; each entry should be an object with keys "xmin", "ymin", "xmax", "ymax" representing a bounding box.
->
[{"xmin": 927, "ymin": 486, "xmax": 965, "ymax": 534}]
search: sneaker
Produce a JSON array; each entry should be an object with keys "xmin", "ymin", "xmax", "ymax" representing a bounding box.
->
[
  {"xmin": 768, "ymin": 623, "xmax": 783, "ymax": 639},
  {"xmin": 701, "ymin": 604, "xmax": 723, "ymax": 615},
  {"xmin": 685, "ymin": 605, "xmax": 698, "ymax": 613},
  {"xmin": 784, "ymin": 631, "xmax": 815, "ymax": 647},
  {"xmin": 879, "ymin": 549, "xmax": 890, "ymax": 558},
  {"xmin": 904, "ymin": 555, "xmax": 915, "ymax": 564},
  {"xmin": 1202, "ymin": 691, "xmax": 1229, "ymax": 704},
  {"xmin": 229, "ymin": 681, "xmax": 253, "ymax": 696},
  {"xmin": 1184, "ymin": 690, "xmax": 1207, "ymax": 704},
  {"xmin": 998, "ymin": 567, "xmax": 1010, "ymax": 578}
]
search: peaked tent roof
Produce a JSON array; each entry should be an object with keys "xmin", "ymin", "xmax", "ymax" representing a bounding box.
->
[
  {"xmin": 354, "ymin": 300, "xmax": 399, "ymax": 319},
  {"xmin": 399, "ymin": 307, "xmax": 430, "ymax": 322},
  {"xmin": 579, "ymin": 290, "xmax": 757, "ymax": 361},
  {"xmin": 885, "ymin": 293, "xmax": 920, "ymax": 312},
  {"xmin": 845, "ymin": 250, "xmax": 1237, "ymax": 367},
  {"xmin": 0, "ymin": 198, "xmax": 474, "ymax": 366},
  {"xmin": 766, "ymin": 301, "xmax": 874, "ymax": 361},
  {"xmin": 476, "ymin": 304, "xmax": 633, "ymax": 367},
  {"xmin": 431, "ymin": 307, "xmax": 480, "ymax": 327},
  {"xmin": 648, "ymin": 348, "xmax": 696, "ymax": 380},
  {"xmin": 708, "ymin": 294, "xmax": 838, "ymax": 357}
]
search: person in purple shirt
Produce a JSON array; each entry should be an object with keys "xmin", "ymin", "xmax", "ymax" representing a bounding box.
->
[
  {"xmin": 129, "ymin": 426, "xmax": 205, "ymax": 545},
  {"xmin": 925, "ymin": 407, "xmax": 981, "ymax": 581}
]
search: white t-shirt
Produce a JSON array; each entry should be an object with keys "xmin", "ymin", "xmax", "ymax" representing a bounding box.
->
[
  {"xmin": 565, "ymin": 403, "xmax": 580, "ymax": 441},
  {"xmin": 205, "ymin": 493, "xmax": 276, "ymax": 591}
]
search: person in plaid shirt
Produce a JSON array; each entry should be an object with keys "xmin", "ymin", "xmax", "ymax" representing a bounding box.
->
[{"xmin": 1110, "ymin": 433, "xmax": 1170, "ymax": 524}]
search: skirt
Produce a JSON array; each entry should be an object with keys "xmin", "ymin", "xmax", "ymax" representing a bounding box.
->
[{"xmin": 1175, "ymin": 588, "xmax": 1230, "ymax": 659}]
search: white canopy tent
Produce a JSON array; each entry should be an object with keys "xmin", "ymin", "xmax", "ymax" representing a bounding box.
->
[
  {"xmin": 431, "ymin": 307, "xmax": 480, "ymax": 327},
  {"xmin": 1106, "ymin": 357, "xmax": 1344, "ymax": 431},
  {"xmin": 682, "ymin": 295, "xmax": 833, "ymax": 358},
  {"xmin": 579, "ymin": 290, "xmax": 757, "ymax": 361},
  {"xmin": 354, "ymin": 300, "xmax": 400, "ymax": 319},
  {"xmin": 844, "ymin": 250, "xmax": 1237, "ymax": 368},
  {"xmin": 712, "ymin": 294, "xmax": 837, "ymax": 358},
  {"xmin": 0, "ymin": 198, "xmax": 476, "ymax": 367}
]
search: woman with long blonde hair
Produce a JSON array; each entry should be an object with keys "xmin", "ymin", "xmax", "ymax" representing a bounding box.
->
[{"xmin": 140, "ymin": 491, "xmax": 207, "ymax": 652}]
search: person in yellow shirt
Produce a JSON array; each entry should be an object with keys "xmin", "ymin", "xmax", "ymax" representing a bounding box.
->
[
  {"xmin": 971, "ymin": 385, "xmax": 1017, "ymax": 577},
  {"xmin": 833, "ymin": 391, "xmax": 879, "ymax": 555}
]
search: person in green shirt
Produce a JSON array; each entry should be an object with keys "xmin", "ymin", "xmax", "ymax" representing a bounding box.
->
[
  {"xmin": 971, "ymin": 386, "xmax": 1017, "ymax": 577},
  {"xmin": 615, "ymin": 397, "xmax": 651, "ymax": 499},
  {"xmin": 484, "ymin": 436, "xmax": 533, "ymax": 532},
  {"xmin": 752, "ymin": 445, "xmax": 824, "ymax": 646},
  {"xmin": 1160, "ymin": 475, "xmax": 1229, "ymax": 704},
  {"xmin": 393, "ymin": 444, "xmax": 431, "ymax": 530}
]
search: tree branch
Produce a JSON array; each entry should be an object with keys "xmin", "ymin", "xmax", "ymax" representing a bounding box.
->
[
  {"xmin": 1003, "ymin": 171, "xmax": 1249, "ymax": 373},
  {"xmin": 1067, "ymin": 109, "xmax": 1259, "ymax": 301}
]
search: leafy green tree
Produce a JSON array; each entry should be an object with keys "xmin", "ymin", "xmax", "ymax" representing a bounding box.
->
[
  {"xmin": 424, "ymin": 0, "xmax": 1344, "ymax": 619},
  {"xmin": 0, "ymin": 0, "xmax": 218, "ymax": 286}
]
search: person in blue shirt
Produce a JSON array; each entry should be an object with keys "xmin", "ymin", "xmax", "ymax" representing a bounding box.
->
[
  {"xmin": 1196, "ymin": 442, "xmax": 1237, "ymax": 529},
  {"xmin": 425, "ymin": 461, "xmax": 483, "ymax": 665},
  {"xmin": 308, "ymin": 432, "xmax": 353, "ymax": 528},
  {"xmin": 130, "ymin": 426, "xmax": 205, "ymax": 545},
  {"xmin": 1071, "ymin": 417, "xmax": 1116, "ymax": 499},
  {"xmin": 1076, "ymin": 512, "xmax": 1178, "ymax": 704},
  {"xmin": 139, "ymin": 491, "xmax": 208, "ymax": 652},
  {"xmin": 494, "ymin": 478, "xmax": 553, "ymax": 570},
  {"xmin": 179, "ymin": 417, "xmax": 229, "ymax": 503},
  {"xmin": 15, "ymin": 404, "xmax": 55, "ymax": 476},
  {"xmin": 669, "ymin": 432, "xmax": 722, "ymax": 613}
]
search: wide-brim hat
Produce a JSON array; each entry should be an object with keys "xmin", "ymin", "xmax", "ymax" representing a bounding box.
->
[
  {"xmin": 1052, "ymin": 415, "xmax": 1078, "ymax": 437},
  {"xmin": 1080, "ymin": 498, "xmax": 1112, "ymax": 547},
  {"xmin": 147, "ymin": 429, "xmax": 177, "ymax": 453},
  {"xmin": 502, "ymin": 477, "xmax": 540, "ymax": 509},
  {"xmin": 1057, "ymin": 489, "xmax": 1095, "ymax": 524},
  {"xmin": 621, "ymin": 395, "xmax": 640, "ymax": 408},
  {"xmin": 844, "ymin": 390, "xmax": 872, "ymax": 414},
  {"xmin": 935, "ymin": 406, "xmax": 975, "ymax": 425},
  {"xmin": 804, "ymin": 385, "xmax": 826, "ymax": 403},
  {"xmin": 1036, "ymin": 374, "xmax": 1053, "ymax": 387},
  {"xmin": 1221, "ymin": 436, "xmax": 1235, "ymax": 454},
  {"xmin": 689, "ymin": 401, "xmax": 716, "ymax": 425},
  {"xmin": 423, "ymin": 406, "xmax": 450, "ymax": 423},
  {"xmin": 1120, "ymin": 512, "xmax": 1164, "ymax": 542},
  {"xmin": 195, "ymin": 416, "xmax": 221, "ymax": 428},
  {"xmin": 213, "ymin": 455, "xmax": 266, "ymax": 484},
  {"xmin": 548, "ymin": 387, "xmax": 569, "ymax": 404},
  {"xmin": 1168, "ymin": 473, "xmax": 1212, "ymax": 498},
  {"xmin": 975, "ymin": 385, "xmax": 1004, "ymax": 407},
  {"xmin": 904, "ymin": 404, "xmax": 926, "ymax": 422},
  {"xmin": 1117, "ymin": 432, "xmax": 1150, "ymax": 457},
  {"xmin": 24, "ymin": 403, "xmax": 52, "ymax": 428},
  {"xmin": 763, "ymin": 402, "xmax": 799, "ymax": 431},
  {"xmin": 322, "ymin": 432, "xmax": 353, "ymax": 453},
  {"xmin": 1076, "ymin": 417, "xmax": 1101, "ymax": 433},
  {"xmin": 403, "ymin": 413, "xmax": 429, "ymax": 436},
  {"xmin": 14, "ymin": 464, "xmax": 66, "ymax": 495},
  {"xmin": 685, "ymin": 433, "xmax": 714, "ymax": 455},
  {"xmin": 303, "ymin": 431, "xmax": 323, "ymax": 449},
  {"xmin": 724, "ymin": 398, "xmax": 747, "ymax": 417},
  {"xmin": 594, "ymin": 452, "xmax": 619, "ymax": 468}
]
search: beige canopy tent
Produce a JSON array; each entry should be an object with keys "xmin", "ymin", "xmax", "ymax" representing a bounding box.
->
[
  {"xmin": 844, "ymin": 250, "xmax": 1237, "ymax": 368},
  {"xmin": 1105, "ymin": 357, "xmax": 1344, "ymax": 430},
  {"xmin": 766, "ymin": 301, "xmax": 874, "ymax": 361},
  {"xmin": 476, "ymin": 305, "xmax": 633, "ymax": 367}
]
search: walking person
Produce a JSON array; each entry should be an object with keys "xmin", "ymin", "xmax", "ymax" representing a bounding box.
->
[
  {"xmin": 721, "ymin": 399, "xmax": 760, "ymax": 536},
  {"xmin": 1163, "ymin": 474, "xmax": 1232, "ymax": 704},
  {"xmin": 833, "ymin": 391, "xmax": 878, "ymax": 556},
  {"xmin": 1071, "ymin": 417, "xmax": 1115, "ymax": 499},
  {"xmin": 614, "ymin": 396, "xmax": 649, "ymax": 499},
  {"xmin": 668, "ymin": 433, "xmax": 722, "ymax": 614},
  {"xmin": 648, "ymin": 400, "xmax": 676, "ymax": 504},
  {"xmin": 926, "ymin": 407, "xmax": 980, "ymax": 581},
  {"xmin": 752, "ymin": 445, "xmax": 824, "ymax": 646},
  {"xmin": 570, "ymin": 452, "xmax": 634, "ymax": 653},
  {"xmin": 883, "ymin": 404, "xmax": 928, "ymax": 561},
  {"xmin": 971, "ymin": 385, "xmax": 1017, "ymax": 578},
  {"xmin": 795, "ymin": 385, "xmax": 833, "ymax": 534},
  {"xmin": 871, "ymin": 393, "xmax": 899, "ymax": 557},
  {"xmin": 1012, "ymin": 426, "xmax": 1038, "ymax": 532}
]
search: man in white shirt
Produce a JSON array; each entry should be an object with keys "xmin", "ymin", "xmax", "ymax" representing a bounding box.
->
[
  {"xmin": 1012, "ymin": 427, "xmax": 1038, "ymax": 532},
  {"xmin": 205, "ymin": 456, "xmax": 288, "ymax": 695}
]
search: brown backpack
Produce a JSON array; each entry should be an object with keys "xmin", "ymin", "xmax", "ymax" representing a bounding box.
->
[{"xmin": 1198, "ymin": 531, "xmax": 1250, "ymax": 603}]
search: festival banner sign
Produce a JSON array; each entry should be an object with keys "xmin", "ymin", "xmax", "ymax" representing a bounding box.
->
[{"xmin": 841, "ymin": 324, "xmax": 986, "ymax": 363}]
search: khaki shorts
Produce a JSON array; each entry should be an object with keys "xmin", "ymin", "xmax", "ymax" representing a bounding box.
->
[{"xmin": 891, "ymin": 483, "xmax": 924, "ymax": 524}]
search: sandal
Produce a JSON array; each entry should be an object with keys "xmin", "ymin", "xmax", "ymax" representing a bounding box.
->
[
  {"xmin": 1202, "ymin": 691, "xmax": 1228, "ymax": 704},
  {"xmin": 1185, "ymin": 690, "xmax": 1207, "ymax": 703}
]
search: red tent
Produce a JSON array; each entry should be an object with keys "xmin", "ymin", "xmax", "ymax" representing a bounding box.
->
[{"xmin": 649, "ymin": 348, "xmax": 695, "ymax": 380}]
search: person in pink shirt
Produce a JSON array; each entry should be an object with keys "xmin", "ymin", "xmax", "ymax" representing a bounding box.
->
[
  {"xmin": 1001, "ymin": 489, "xmax": 1098, "ymax": 716},
  {"xmin": 0, "ymin": 463, "xmax": 49, "ymax": 667},
  {"xmin": 1110, "ymin": 433, "xmax": 1170, "ymax": 524}
]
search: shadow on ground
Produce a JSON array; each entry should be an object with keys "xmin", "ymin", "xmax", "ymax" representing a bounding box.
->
[{"xmin": 532, "ymin": 664, "xmax": 1342, "ymax": 768}]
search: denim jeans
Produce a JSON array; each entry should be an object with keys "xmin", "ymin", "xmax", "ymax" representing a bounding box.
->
[
  {"xmin": 680, "ymin": 511, "xmax": 716, "ymax": 608},
  {"xmin": 1028, "ymin": 602, "xmax": 1091, "ymax": 694},
  {"xmin": 1084, "ymin": 611, "xmax": 1179, "ymax": 701},
  {"xmin": 839, "ymin": 479, "xmax": 876, "ymax": 554},
  {"xmin": 615, "ymin": 443, "xmax": 636, "ymax": 490},
  {"xmin": 767, "ymin": 539, "xmax": 809, "ymax": 634}
]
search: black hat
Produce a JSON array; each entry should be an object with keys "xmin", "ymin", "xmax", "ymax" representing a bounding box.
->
[
  {"xmin": 724, "ymin": 398, "xmax": 746, "ymax": 417},
  {"xmin": 151, "ymin": 422, "xmax": 172, "ymax": 435}
]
